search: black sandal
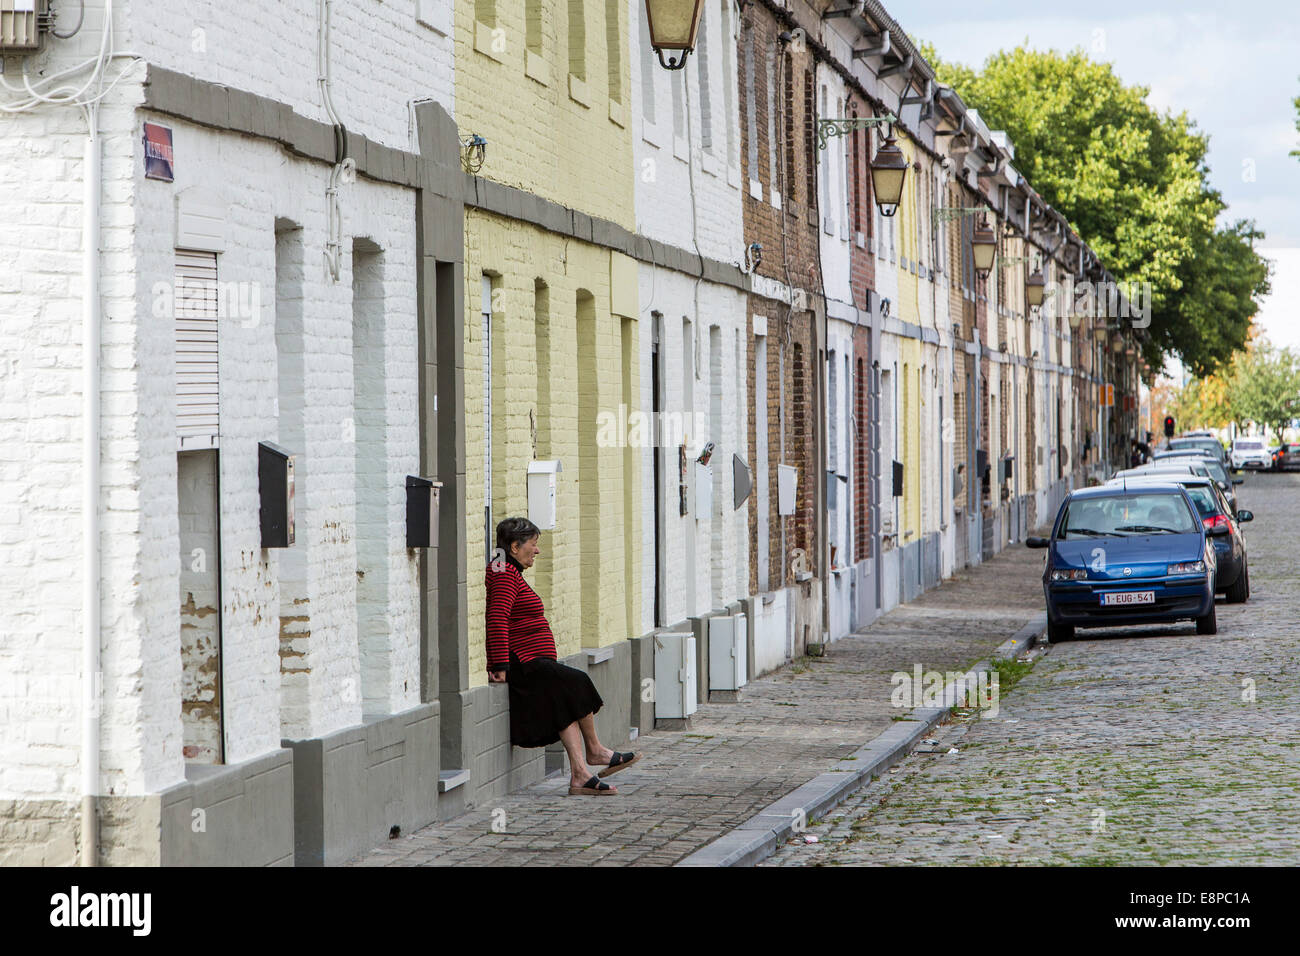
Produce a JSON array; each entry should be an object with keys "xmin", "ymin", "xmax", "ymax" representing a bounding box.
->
[
  {"xmin": 568, "ymin": 775, "xmax": 617, "ymax": 796},
  {"xmin": 597, "ymin": 751, "xmax": 642, "ymax": 778}
]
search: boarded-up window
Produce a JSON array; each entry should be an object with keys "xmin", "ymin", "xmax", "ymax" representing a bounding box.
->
[{"xmin": 175, "ymin": 250, "xmax": 219, "ymax": 449}]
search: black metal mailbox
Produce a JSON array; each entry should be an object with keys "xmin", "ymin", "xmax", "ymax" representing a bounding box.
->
[
  {"xmin": 406, "ymin": 476, "xmax": 442, "ymax": 548},
  {"xmin": 259, "ymin": 441, "xmax": 296, "ymax": 548}
]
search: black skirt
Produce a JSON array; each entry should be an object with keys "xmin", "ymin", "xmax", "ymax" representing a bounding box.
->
[{"xmin": 507, "ymin": 652, "xmax": 604, "ymax": 749}]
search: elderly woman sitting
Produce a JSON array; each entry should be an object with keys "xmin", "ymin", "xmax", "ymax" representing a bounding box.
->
[{"xmin": 485, "ymin": 516, "xmax": 641, "ymax": 795}]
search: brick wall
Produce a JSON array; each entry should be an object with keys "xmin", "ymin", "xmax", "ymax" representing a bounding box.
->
[{"xmin": 126, "ymin": 0, "xmax": 455, "ymax": 151}]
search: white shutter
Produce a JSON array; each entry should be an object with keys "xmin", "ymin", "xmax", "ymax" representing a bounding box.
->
[{"xmin": 175, "ymin": 250, "xmax": 220, "ymax": 449}]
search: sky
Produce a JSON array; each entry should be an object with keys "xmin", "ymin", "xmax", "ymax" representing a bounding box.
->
[{"xmin": 897, "ymin": 0, "xmax": 1300, "ymax": 354}]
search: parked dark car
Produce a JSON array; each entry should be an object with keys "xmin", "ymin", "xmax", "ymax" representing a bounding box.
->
[
  {"xmin": 1150, "ymin": 449, "xmax": 1241, "ymax": 511},
  {"xmin": 1272, "ymin": 443, "xmax": 1300, "ymax": 471},
  {"xmin": 1027, "ymin": 484, "xmax": 1218, "ymax": 642},
  {"xmin": 1167, "ymin": 435, "xmax": 1228, "ymax": 467},
  {"xmin": 1108, "ymin": 474, "xmax": 1252, "ymax": 602}
]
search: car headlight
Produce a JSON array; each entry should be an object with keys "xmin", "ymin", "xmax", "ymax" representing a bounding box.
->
[
  {"xmin": 1167, "ymin": 561, "xmax": 1206, "ymax": 575},
  {"xmin": 1049, "ymin": 568, "xmax": 1088, "ymax": 581}
]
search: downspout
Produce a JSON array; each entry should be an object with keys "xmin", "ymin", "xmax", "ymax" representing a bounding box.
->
[{"xmin": 80, "ymin": 99, "xmax": 102, "ymax": 867}]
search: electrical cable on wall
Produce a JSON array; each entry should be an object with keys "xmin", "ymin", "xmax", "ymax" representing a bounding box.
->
[{"xmin": 318, "ymin": 0, "xmax": 353, "ymax": 282}]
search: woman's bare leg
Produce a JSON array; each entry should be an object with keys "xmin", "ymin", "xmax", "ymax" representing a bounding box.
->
[
  {"xmin": 578, "ymin": 712, "xmax": 614, "ymax": 765},
  {"xmin": 559, "ymin": 720, "xmax": 614, "ymax": 790}
]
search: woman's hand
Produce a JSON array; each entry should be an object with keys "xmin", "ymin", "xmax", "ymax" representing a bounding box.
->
[{"xmin": 488, "ymin": 669, "xmax": 508, "ymax": 683}]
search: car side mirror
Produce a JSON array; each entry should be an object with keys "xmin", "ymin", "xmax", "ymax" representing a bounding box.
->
[
  {"xmin": 1236, "ymin": 510, "xmax": 1253, "ymax": 523},
  {"xmin": 1207, "ymin": 524, "xmax": 1229, "ymax": 537},
  {"xmin": 1231, "ymin": 478, "xmax": 1243, "ymax": 485},
  {"xmin": 1026, "ymin": 536, "xmax": 1050, "ymax": 549}
]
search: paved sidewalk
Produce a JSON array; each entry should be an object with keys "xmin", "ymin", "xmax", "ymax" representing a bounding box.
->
[{"xmin": 348, "ymin": 541, "xmax": 1046, "ymax": 867}]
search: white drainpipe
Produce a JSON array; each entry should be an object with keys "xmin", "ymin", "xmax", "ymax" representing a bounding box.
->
[{"xmin": 80, "ymin": 101, "xmax": 102, "ymax": 867}]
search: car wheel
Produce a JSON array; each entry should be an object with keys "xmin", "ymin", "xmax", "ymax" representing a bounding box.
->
[
  {"xmin": 1048, "ymin": 620, "xmax": 1074, "ymax": 643},
  {"xmin": 1243, "ymin": 563, "xmax": 1250, "ymax": 601},
  {"xmin": 1226, "ymin": 564, "xmax": 1248, "ymax": 604},
  {"xmin": 1195, "ymin": 603, "xmax": 1218, "ymax": 635}
]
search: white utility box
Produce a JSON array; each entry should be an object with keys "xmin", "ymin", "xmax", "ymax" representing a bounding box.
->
[
  {"xmin": 653, "ymin": 633, "xmax": 697, "ymax": 719},
  {"xmin": 527, "ymin": 460, "xmax": 561, "ymax": 529},
  {"xmin": 777, "ymin": 464, "xmax": 798, "ymax": 516},
  {"xmin": 1, "ymin": 0, "xmax": 47, "ymax": 52},
  {"xmin": 693, "ymin": 462, "xmax": 713, "ymax": 519},
  {"xmin": 708, "ymin": 613, "xmax": 748, "ymax": 692}
]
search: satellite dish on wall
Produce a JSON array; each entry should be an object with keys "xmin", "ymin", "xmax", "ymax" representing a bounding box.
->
[{"xmin": 733, "ymin": 454, "xmax": 752, "ymax": 510}]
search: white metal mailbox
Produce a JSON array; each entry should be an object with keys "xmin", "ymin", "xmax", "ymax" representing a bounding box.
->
[
  {"xmin": 653, "ymin": 633, "xmax": 697, "ymax": 720},
  {"xmin": 777, "ymin": 464, "xmax": 798, "ymax": 516},
  {"xmin": 708, "ymin": 613, "xmax": 748, "ymax": 692},
  {"xmin": 693, "ymin": 462, "xmax": 713, "ymax": 519},
  {"xmin": 527, "ymin": 459, "xmax": 561, "ymax": 529}
]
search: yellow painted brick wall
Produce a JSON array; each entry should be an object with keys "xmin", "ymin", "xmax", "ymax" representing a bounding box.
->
[
  {"xmin": 464, "ymin": 210, "xmax": 641, "ymax": 686},
  {"xmin": 896, "ymin": 134, "xmax": 920, "ymax": 332},
  {"xmin": 900, "ymin": 337, "xmax": 922, "ymax": 540},
  {"xmin": 456, "ymin": 0, "xmax": 635, "ymax": 228}
]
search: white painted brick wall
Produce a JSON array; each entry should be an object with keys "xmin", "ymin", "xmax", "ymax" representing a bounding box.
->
[
  {"xmin": 124, "ymin": 0, "xmax": 454, "ymax": 151},
  {"xmin": 631, "ymin": 0, "xmax": 742, "ymax": 265},
  {"xmin": 635, "ymin": 267, "xmax": 749, "ymax": 634},
  {"xmin": 1, "ymin": 4, "xmax": 424, "ymax": 800}
]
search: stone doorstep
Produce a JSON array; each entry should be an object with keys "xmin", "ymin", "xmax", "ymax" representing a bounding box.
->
[{"xmin": 675, "ymin": 617, "xmax": 1047, "ymax": 868}]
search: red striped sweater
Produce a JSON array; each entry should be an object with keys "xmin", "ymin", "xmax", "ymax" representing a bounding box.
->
[{"xmin": 484, "ymin": 561, "xmax": 557, "ymax": 671}]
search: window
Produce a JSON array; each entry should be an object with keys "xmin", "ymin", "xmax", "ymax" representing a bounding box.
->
[
  {"xmin": 697, "ymin": 4, "xmax": 711, "ymax": 151},
  {"xmin": 721, "ymin": 0, "xmax": 737, "ymax": 170},
  {"xmin": 803, "ymin": 69, "xmax": 815, "ymax": 206},
  {"xmin": 568, "ymin": 0, "xmax": 586, "ymax": 80},
  {"xmin": 175, "ymin": 250, "xmax": 219, "ymax": 449},
  {"xmin": 605, "ymin": 0, "xmax": 621, "ymax": 104},
  {"xmin": 526, "ymin": 0, "xmax": 543, "ymax": 55},
  {"xmin": 744, "ymin": 27, "xmax": 758, "ymax": 182},
  {"xmin": 639, "ymin": 7, "xmax": 655, "ymax": 124}
]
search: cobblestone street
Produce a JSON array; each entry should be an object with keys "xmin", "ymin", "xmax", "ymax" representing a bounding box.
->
[
  {"xmin": 764, "ymin": 473, "xmax": 1300, "ymax": 867},
  {"xmin": 348, "ymin": 541, "xmax": 1043, "ymax": 867}
]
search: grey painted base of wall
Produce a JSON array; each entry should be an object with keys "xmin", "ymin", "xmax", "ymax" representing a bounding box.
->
[
  {"xmin": 2, "ymin": 748, "xmax": 296, "ymax": 866},
  {"xmin": 284, "ymin": 703, "xmax": 440, "ymax": 866},
  {"xmin": 161, "ymin": 748, "xmax": 295, "ymax": 866},
  {"xmin": 442, "ymin": 684, "xmax": 546, "ymax": 810},
  {"xmin": 629, "ymin": 634, "xmax": 655, "ymax": 736}
]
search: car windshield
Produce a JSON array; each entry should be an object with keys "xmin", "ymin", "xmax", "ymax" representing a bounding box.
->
[
  {"xmin": 1059, "ymin": 493, "xmax": 1198, "ymax": 538},
  {"xmin": 1235, "ymin": 440, "xmax": 1262, "ymax": 450},
  {"xmin": 1172, "ymin": 439, "xmax": 1223, "ymax": 457}
]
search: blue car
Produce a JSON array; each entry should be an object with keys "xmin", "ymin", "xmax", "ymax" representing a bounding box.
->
[{"xmin": 1027, "ymin": 483, "xmax": 1218, "ymax": 641}]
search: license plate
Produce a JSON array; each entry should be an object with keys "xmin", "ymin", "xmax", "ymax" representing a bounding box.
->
[{"xmin": 1101, "ymin": 590, "xmax": 1155, "ymax": 606}]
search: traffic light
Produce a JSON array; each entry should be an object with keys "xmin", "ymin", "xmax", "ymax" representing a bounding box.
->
[{"xmin": 1163, "ymin": 416, "xmax": 1175, "ymax": 438}]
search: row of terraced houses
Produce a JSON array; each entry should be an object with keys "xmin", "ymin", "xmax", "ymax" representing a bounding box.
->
[{"xmin": 1, "ymin": 0, "xmax": 1146, "ymax": 865}]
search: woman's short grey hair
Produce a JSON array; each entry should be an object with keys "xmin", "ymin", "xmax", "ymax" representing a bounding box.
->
[{"xmin": 496, "ymin": 516, "xmax": 541, "ymax": 554}]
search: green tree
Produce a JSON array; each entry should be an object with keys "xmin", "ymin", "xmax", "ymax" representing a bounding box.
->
[
  {"xmin": 920, "ymin": 44, "xmax": 1271, "ymax": 376},
  {"xmin": 1292, "ymin": 82, "xmax": 1299, "ymax": 160},
  {"xmin": 1228, "ymin": 339, "xmax": 1300, "ymax": 442}
]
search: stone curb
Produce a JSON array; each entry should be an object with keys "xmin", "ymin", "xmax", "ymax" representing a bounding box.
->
[{"xmin": 674, "ymin": 612, "xmax": 1048, "ymax": 868}]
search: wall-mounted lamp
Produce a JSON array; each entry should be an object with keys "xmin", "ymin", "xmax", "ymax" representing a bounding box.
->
[
  {"xmin": 461, "ymin": 134, "xmax": 487, "ymax": 173},
  {"xmin": 1026, "ymin": 266, "xmax": 1046, "ymax": 309},
  {"xmin": 870, "ymin": 132, "xmax": 909, "ymax": 217},
  {"xmin": 742, "ymin": 241, "xmax": 763, "ymax": 273},
  {"xmin": 645, "ymin": 0, "xmax": 706, "ymax": 70},
  {"xmin": 971, "ymin": 217, "xmax": 997, "ymax": 277}
]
